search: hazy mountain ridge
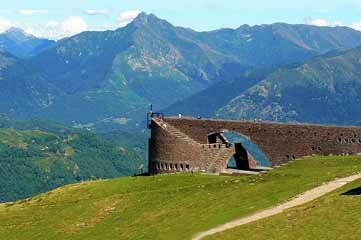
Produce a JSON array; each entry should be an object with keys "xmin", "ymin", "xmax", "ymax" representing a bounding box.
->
[
  {"xmin": 211, "ymin": 47, "xmax": 361, "ymax": 125},
  {"xmin": 168, "ymin": 45, "xmax": 361, "ymax": 125},
  {"xmin": 2, "ymin": 13, "xmax": 361, "ymax": 128},
  {"xmin": 194, "ymin": 22, "xmax": 361, "ymax": 67},
  {"xmin": 0, "ymin": 28, "xmax": 55, "ymax": 59},
  {"xmin": 3, "ymin": 12, "xmax": 361, "ymax": 203}
]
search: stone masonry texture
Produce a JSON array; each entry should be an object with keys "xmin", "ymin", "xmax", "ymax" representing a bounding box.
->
[{"xmin": 149, "ymin": 117, "xmax": 361, "ymax": 174}]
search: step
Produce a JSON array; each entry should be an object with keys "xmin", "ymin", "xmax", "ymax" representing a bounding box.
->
[{"xmin": 220, "ymin": 169, "xmax": 260, "ymax": 176}]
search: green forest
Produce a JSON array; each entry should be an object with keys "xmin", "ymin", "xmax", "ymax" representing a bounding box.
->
[{"xmin": 0, "ymin": 116, "xmax": 147, "ymax": 203}]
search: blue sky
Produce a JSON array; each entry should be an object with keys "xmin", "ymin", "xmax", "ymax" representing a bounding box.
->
[{"xmin": 1, "ymin": 0, "xmax": 361, "ymax": 39}]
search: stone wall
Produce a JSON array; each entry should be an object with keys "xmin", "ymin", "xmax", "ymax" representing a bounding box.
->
[{"xmin": 149, "ymin": 117, "xmax": 361, "ymax": 174}]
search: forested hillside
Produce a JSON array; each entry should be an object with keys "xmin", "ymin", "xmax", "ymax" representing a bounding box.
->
[
  {"xmin": 1, "ymin": 13, "xmax": 361, "ymax": 129},
  {"xmin": 0, "ymin": 119, "xmax": 146, "ymax": 202},
  {"xmin": 168, "ymin": 46, "xmax": 361, "ymax": 126},
  {"xmin": 216, "ymin": 47, "xmax": 361, "ymax": 124}
]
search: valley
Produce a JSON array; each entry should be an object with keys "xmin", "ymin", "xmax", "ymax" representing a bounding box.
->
[
  {"xmin": 1, "ymin": 8, "xmax": 361, "ymax": 240},
  {"xmin": 0, "ymin": 116, "xmax": 146, "ymax": 202}
]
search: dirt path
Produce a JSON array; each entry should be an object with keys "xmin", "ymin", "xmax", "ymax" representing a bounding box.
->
[{"xmin": 192, "ymin": 173, "xmax": 361, "ymax": 240}]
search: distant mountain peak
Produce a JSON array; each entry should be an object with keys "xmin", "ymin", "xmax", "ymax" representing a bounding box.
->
[
  {"xmin": 238, "ymin": 24, "xmax": 251, "ymax": 29},
  {"xmin": 4, "ymin": 27, "xmax": 33, "ymax": 38},
  {"xmin": 133, "ymin": 12, "xmax": 157, "ymax": 22},
  {"xmin": 0, "ymin": 27, "xmax": 54, "ymax": 58},
  {"xmin": 133, "ymin": 12, "xmax": 148, "ymax": 20},
  {"xmin": 6, "ymin": 27, "xmax": 26, "ymax": 34},
  {"xmin": 131, "ymin": 12, "xmax": 171, "ymax": 28}
]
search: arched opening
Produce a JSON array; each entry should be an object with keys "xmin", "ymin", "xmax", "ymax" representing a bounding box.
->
[
  {"xmin": 208, "ymin": 130, "xmax": 271, "ymax": 172},
  {"xmin": 227, "ymin": 142, "xmax": 253, "ymax": 169}
]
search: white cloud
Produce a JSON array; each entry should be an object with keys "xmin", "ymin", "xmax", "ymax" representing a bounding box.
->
[
  {"xmin": 62, "ymin": 16, "xmax": 87, "ymax": 35},
  {"xmin": 0, "ymin": 18, "xmax": 12, "ymax": 32},
  {"xmin": 0, "ymin": 10, "xmax": 136, "ymax": 39},
  {"xmin": 19, "ymin": 17, "xmax": 87, "ymax": 40},
  {"xmin": 304, "ymin": 17, "xmax": 361, "ymax": 32},
  {"xmin": 45, "ymin": 21, "xmax": 60, "ymax": 28},
  {"xmin": 19, "ymin": 9, "xmax": 48, "ymax": 16},
  {"xmin": 310, "ymin": 18, "xmax": 331, "ymax": 27},
  {"xmin": 84, "ymin": 9, "xmax": 110, "ymax": 16},
  {"xmin": 350, "ymin": 22, "xmax": 361, "ymax": 31},
  {"xmin": 28, "ymin": 21, "xmax": 62, "ymax": 39},
  {"xmin": 304, "ymin": 17, "xmax": 344, "ymax": 27},
  {"xmin": 117, "ymin": 10, "xmax": 141, "ymax": 27},
  {"xmin": 102, "ymin": 23, "xmax": 114, "ymax": 29}
]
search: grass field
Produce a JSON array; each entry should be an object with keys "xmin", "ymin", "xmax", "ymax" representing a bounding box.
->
[
  {"xmin": 206, "ymin": 178, "xmax": 361, "ymax": 240},
  {"xmin": 1, "ymin": 155, "xmax": 361, "ymax": 240}
]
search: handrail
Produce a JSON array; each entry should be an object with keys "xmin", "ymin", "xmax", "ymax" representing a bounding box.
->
[{"xmin": 147, "ymin": 112, "xmax": 164, "ymax": 128}]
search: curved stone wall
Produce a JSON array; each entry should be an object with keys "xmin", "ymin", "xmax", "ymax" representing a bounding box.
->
[{"xmin": 149, "ymin": 117, "xmax": 361, "ymax": 174}]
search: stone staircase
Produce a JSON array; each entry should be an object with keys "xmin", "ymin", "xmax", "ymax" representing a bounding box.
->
[
  {"xmin": 153, "ymin": 118, "xmax": 236, "ymax": 173},
  {"xmin": 151, "ymin": 118, "xmax": 272, "ymax": 175},
  {"xmin": 152, "ymin": 118, "xmax": 199, "ymax": 145},
  {"xmin": 206, "ymin": 146, "xmax": 235, "ymax": 173}
]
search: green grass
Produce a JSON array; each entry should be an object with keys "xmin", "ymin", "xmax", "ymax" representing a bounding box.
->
[
  {"xmin": 1, "ymin": 155, "xmax": 361, "ymax": 240},
  {"xmin": 206, "ymin": 178, "xmax": 361, "ymax": 240}
]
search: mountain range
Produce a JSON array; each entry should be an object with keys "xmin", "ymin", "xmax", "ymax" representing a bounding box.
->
[
  {"xmin": 167, "ymin": 46, "xmax": 361, "ymax": 125},
  {"xmin": 3, "ymin": 12, "xmax": 361, "ymax": 203},
  {"xmin": 217, "ymin": 47, "xmax": 361, "ymax": 125},
  {"xmin": 0, "ymin": 28, "xmax": 55, "ymax": 58},
  {"xmin": 2, "ymin": 13, "xmax": 361, "ymax": 129}
]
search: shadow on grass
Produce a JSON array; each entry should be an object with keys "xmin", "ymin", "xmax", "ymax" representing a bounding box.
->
[{"xmin": 342, "ymin": 186, "xmax": 361, "ymax": 196}]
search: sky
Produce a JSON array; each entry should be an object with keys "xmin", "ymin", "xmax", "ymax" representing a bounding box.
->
[{"xmin": 1, "ymin": 0, "xmax": 361, "ymax": 39}]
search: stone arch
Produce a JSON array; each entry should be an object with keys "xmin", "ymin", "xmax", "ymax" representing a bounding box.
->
[
  {"xmin": 207, "ymin": 130, "xmax": 271, "ymax": 170},
  {"xmin": 149, "ymin": 117, "xmax": 361, "ymax": 175},
  {"xmin": 207, "ymin": 131, "xmax": 229, "ymax": 146}
]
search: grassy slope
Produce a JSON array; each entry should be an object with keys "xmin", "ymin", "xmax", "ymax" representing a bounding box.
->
[
  {"xmin": 206, "ymin": 179, "xmax": 361, "ymax": 240},
  {"xmin": 1, "ymin": 156, "xmax": 361, "ymax": 239}
]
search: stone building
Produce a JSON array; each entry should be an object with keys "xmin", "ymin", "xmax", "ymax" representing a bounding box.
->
[{"xmin": 148, "ymin": 116, "xmax": 361, "ymax": 174}]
